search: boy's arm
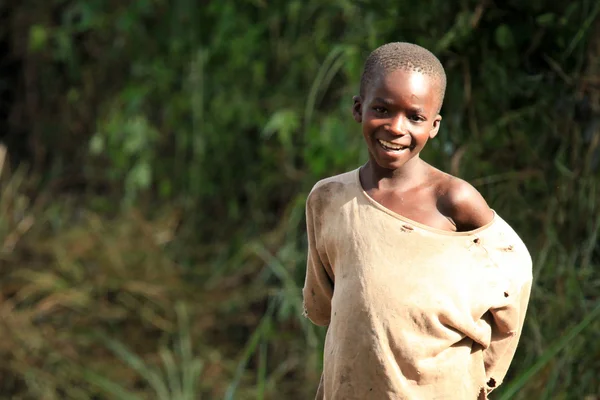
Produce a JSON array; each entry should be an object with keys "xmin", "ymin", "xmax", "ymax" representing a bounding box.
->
[
  {"xmin": 302, "ymin": 191, "xmax": 334, "ymax": 327},
  {"xmin": 483, "ymin": 273, "xmax": 532, "ymax": 393},
  {"xmin": 446, "ymin": 177, "xmax": 533, "ymax": 391}
]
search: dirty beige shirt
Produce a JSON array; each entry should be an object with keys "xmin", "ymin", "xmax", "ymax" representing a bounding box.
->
[{"xmin": 302, "ymin": 169, "xmax": 533, "ymax": 400}]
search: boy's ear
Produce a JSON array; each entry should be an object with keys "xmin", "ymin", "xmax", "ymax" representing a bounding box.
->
[
  {"xmin": 429, "ymin": 114, "xmax": 442, "ymax": 139},
  {"xmin": 352, "ymin": 95, "xmax": 363, "ymax": 123}
]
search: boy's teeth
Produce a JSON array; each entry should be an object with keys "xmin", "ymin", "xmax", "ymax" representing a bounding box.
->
[{"xmin": 378, "ymin": 139, "xmax": 406, "ymax": 150}]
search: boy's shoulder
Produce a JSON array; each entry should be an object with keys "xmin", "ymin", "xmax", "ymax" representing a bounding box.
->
[
  {"xmin": 432, "ymin": 168, "xmax": 494, "ymax": 231},
  {"xmin": 306, "ymin": 168, "xmax": 359, "ymax": 210},
  {"xmin": 308, "ymin": 169, "xmax": 358, "ymax": 196}
]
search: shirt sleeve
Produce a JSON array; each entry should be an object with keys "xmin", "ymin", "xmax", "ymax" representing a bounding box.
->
[
  {"xmin": 302, "ymin": 190, "xmax": 334, "ymax": 327},
  {"xmin": 483, "ymin": 274, "xmax": 532, "ymax": 393}
]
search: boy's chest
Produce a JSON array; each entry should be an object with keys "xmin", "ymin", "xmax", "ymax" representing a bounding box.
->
[{"xmin": 366, "ymin": 187, "xmax": 455, "ymax": 232}]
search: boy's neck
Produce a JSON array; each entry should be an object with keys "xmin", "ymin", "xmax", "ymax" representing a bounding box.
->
[{"xmin": 361, "ymin": 157, "xmax": 430, "ymax": 192}]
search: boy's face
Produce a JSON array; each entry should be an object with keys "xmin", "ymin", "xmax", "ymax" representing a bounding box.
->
[{"xmin": 352, "ymin": 69, "xmax": 442, "ymax": 171}]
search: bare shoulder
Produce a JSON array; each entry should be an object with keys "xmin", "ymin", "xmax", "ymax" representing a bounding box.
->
[{"xmin": 436, "ymin": 173, "xmax": 494, "ymax": 232}]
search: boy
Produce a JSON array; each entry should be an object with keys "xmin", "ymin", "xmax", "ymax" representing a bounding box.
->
[{"xmin": 302, "ymin": 42, "xmax": 532, "ymax": 399}]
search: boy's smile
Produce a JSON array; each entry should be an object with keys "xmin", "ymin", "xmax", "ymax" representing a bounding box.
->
[{"xmin": 353, "ymin": 69, "xmax": 442, "ymax": 172}]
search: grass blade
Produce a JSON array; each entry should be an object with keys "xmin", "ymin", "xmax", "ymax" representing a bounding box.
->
[
  {"xmin": 97, "ymin": 333, "xmax": 171, "ymax": 400},
  {"xmin": 257, "ymin": 340, "xmax": 267, "ymax": 400},
  {"xmin": 562, "ymin": 0, "xmax": 600, "ymax": 60},
  {"xmin": 176, "ymin": 302, "xmax": 199, "ymax": 400},
  {"xmin": 159, "ymin": 347, "xmax": 182, "ymax": 399},
  {"xmin": 304, "ymin": 46, "xmax": 345, "ymax": 129},
  {"xmin": 224, "ymin": 301, "xmax": 274, "ymax": 400},
  {"xmin": 498, "ymin": 300, "xmax": 600, "ymax": 400},
  {"xmin": 82, "ymin": 369, "xmax": 142, "ymax": 400}
]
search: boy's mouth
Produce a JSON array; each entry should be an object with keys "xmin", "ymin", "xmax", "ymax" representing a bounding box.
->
[{"xmin": 377, "ymin": 139, "xmax": 409, "ymax": 152}]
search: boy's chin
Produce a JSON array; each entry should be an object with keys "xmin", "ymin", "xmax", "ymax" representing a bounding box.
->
[
  {"xmin": 375, "ymin": 160, "xmax": 408, "ymax": 171},
  {"xmin": 370, "ymin": 152, "xmax": 415, "ymax": 171}
]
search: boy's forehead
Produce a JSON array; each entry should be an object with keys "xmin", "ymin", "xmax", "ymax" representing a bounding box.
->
[
  {"xmin": 366, "ymin": 68, "xmax": 441, "ymax": 101},
  {"xmin": 367, "ymin": 69, "xmax": 437, "ymax": 94}
]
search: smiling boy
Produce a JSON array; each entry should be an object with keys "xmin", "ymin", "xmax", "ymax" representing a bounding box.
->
[{"xmin": 302, "ymin": 43, "xmax": 532, "ymax": 399}]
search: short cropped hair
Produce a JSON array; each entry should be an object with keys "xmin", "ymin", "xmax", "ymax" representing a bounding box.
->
[{"xmin": 360, "ymin": 42, "xmax": 447, "ymax": 109}]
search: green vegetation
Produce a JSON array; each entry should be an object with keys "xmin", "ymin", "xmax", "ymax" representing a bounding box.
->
[{"xmin": 0, "ymin": 1, "xmax": 599, "ymax": 398}]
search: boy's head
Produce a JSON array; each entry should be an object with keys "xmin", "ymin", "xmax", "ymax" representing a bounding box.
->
[
  {"xmin": 353, "ymin": 42, "xmax": 447, "ymax": 171},
  {"xmin": 359, "ymin": 42, "xmax": 446, "ymax": 110}
]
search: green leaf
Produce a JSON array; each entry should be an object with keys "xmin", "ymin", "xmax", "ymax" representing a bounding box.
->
[
  {"xmin": 494, "ymin": 25, "xmax": 515, "ymax": 49},
  {"xmin": 28, "ymin": 25, "xmax": 48, "ymax": 52},
  {"xmin": 159, "ymin": 180, "xmax": 172, "ymax": 198},
  {"xmin": 124, "ymin": 116, "xmax": 153, "ymax": 154},
  {"xmin": 261, "ymin": 110, "xmax": 300, "ymax": 150},
  {"xmin": 536, "ymin": 13, "xmax": 555, "ymax": 27},
  {"xmin": 90, "ymin": 134, "xmax": 105, "ymax": 155},
  {"xmin": 129, "ymin": 162, "xmax": 152, "ymax": 189}
]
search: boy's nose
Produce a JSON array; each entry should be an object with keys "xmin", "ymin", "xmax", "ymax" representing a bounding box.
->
[{"xmin": 388, "ymin": 115, "xmax": 408, "ymax": 136}]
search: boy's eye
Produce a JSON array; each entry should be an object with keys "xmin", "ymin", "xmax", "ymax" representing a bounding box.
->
[
  {"xmin": 373, "ymin": 107, "xmax": 387, "ymax": 115},
  {"xmin": 409, "ymin": 114, "xmax": 425, "ymax": 122}
]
